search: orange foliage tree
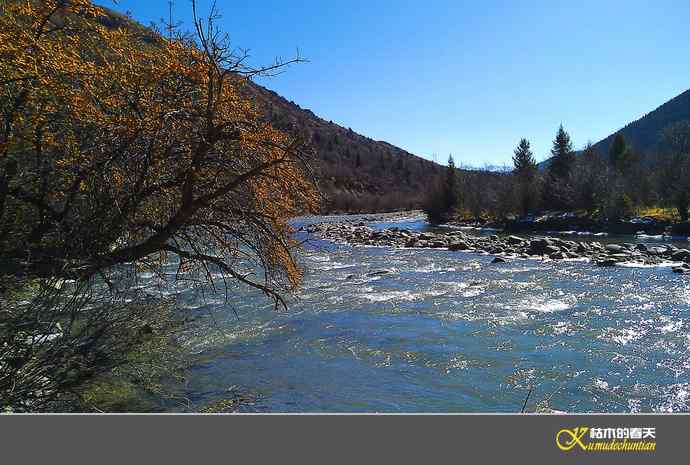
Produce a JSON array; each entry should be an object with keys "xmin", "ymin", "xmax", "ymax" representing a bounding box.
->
[{"xmin": 0, "ymin": 0, "xmax": 318, "ymax": 306}]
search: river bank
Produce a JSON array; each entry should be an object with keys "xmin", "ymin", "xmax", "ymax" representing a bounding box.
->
[
  {"xmin": 303, "ymin": 220, "xmax": 690, "ymax": 274},
  {"xmin": 450, "ymin": 212, "xmax": 690, "ymax": 237}
]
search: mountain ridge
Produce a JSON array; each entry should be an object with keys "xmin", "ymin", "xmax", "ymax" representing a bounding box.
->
[
  {"xmin": 97, "ymin": 4, "xmax": 444, "ymax": 212},
  {"xmin": 245, "ymin": 81, "xmax": 443, "ymax": 211},
  {"xmin": 540, "ymin": 87, "xmax": 690, "ymax": 168},
  {"xmin": 591, "ymin": 88, "xmax": 690, "ymax": 157}
]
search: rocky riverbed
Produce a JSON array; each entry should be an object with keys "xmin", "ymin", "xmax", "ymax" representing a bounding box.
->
[{"xmin": 303, "ymin": 222, "xmax": 690, "ymax": 274}]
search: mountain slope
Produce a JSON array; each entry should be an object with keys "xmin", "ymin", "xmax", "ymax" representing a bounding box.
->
[
  {"xmin": 591, "ymin": 88, "xmax": 690, "ymax": 156},
  {"xmin": 95, "ymin": 4, "xmax": 443, "ymax": 213},
  {"xmin": 246, "ymin": 84, "xmax": 443, "ymax": 211},
  {"xmin": 537, "ymin": 88, "xmax": 690, "ymax": 169}
]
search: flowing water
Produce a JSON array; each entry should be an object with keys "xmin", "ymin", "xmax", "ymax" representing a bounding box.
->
[{"xmin": 160, "ymin": 214, "xmax": 690, "ymax": 412}]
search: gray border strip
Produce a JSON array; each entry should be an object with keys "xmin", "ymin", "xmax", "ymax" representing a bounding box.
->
[{"xmin": 1, "ymin": 413, "xmax": 685, "ymax": 464}]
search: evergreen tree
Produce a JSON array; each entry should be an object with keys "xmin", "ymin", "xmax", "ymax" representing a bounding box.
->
[
  {"xmin": 549, "ymin": 125, "xmax": 576, "ymax": 179},
  {"xmin": 543, "ymin": 125, "xmax": 577, "ymax": 210},
  {"xmin": 445, "ymin": 154, "xmax": 458, "ymax": 211},
  {"xmin": 512, "ymin": 138, "xmax": 538, "ymax": 215},
  {"xmin": 424, "ymin": 155, "xmax": 460, "ymax": 223},
  {"xmin": 662, "ymin": 121, "xmax": 690, "ymax": 221},
  {"xmin": 578, "ymin": 142, "xmax": 607, "ymax": 213},
  {"xmin": 609, "ymin": 133, "xmax": 629, "ymax": 172},
  {"xmin": 355, "ymin": 152, "xmax": 361, "ymax": 168},
  {"xmin": 512, "ymin": 138, "xmax": 536, "ymax": 174}
]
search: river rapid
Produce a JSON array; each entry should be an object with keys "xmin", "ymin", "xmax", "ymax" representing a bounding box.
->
[{"xmin": 164, "ymin": 213, "xmax": 690, "ymax": 413}]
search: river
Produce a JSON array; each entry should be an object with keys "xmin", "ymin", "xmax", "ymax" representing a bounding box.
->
[{"xmin": 163, "ymin": 213, "xmax": 690, "ymax": 412}]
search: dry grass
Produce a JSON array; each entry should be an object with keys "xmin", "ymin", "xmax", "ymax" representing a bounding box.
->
[{"xmin": 638, "ymin": 206, "xmax": 680, "ymax": 222}]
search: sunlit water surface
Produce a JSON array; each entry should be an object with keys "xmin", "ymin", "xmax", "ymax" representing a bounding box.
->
[{"xmin": 150, "ymin": 215, "xmax": 690, "ymax": 412}]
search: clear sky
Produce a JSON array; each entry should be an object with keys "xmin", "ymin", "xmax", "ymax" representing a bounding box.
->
[{"xmin": 109, "ymin": 0, "xmax": 690, "ymax": 167}]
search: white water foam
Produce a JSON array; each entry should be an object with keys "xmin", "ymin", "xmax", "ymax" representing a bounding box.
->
[
  {"xmin": 507, "ymin": 294, "xmax": 578, "ymax": 313},
  {"xmin": 361, "ymin": 290, "xmax": 419, "ymax": 302}
]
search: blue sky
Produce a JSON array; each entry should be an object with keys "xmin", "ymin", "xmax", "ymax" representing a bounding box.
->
[{"xmin": 110, "ymin": 0, "xmax": 690, "ymax": 167}]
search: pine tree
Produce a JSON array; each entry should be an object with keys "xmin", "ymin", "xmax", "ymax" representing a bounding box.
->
[
  {"xmin": 579, "ymin": 142, "xmax": 606, "ymax": 213},
  {"xmin": 543, "ymin": 125, "xmax": 577, "ymax": 210},
  {"xmin": 512, "ymin": 138, "xmax": 537, "ymax": 215},
  {"xmin": 662, "ymin": 121, "xmax": 690, "ymax": 221},
  {"xmin": 549, "ymin": 124, "xmax": 576, "ymax": 179},
  {"xmin": 424, "ymin": 155, "xmax": 460, "ymax": 223},
  {"xmin": 512, "ymin": 138, "xmax": 536, "ymax": 175},
  {"xmin": 355, "ymin": 152, "xmax": 361, "ymax": 168},
  {"xmin": 609, "ymin": 133, "xmax": 629, "ymax": 171},
  {"xmin": 444, "ymin": 155, "xmax": 459, "ymax": 211}
]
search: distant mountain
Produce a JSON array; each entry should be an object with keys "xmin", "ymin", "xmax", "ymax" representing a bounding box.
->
[{"xmin": 590, "ymin": 88, "xmax": 690, "ymax": 157}]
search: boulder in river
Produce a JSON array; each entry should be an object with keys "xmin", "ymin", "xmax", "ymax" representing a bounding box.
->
[
  {"xmin": 605, "ymin": 244, "xmax": 624, "ymax": 253},
  {"xmin": 307, "ymin": 219, "xmax": 690, "ymax": 277},
  {"xmin": 530, "ymin": 238, "xmax": 552, "ymax": 250},
  {"xmin": 368, "ymin": 269, "xmax": 391, "ymax": 277},
  {"xmin": 646, "ymin": 246, "xmax": 667, "ymax": 256},
  {"xmin": 671, "ymin": 249, "xmax": 690, "ymax": 261},
  {"xmin": 543, "ymin": 245, "xmax": 561, "ymax": 255}
]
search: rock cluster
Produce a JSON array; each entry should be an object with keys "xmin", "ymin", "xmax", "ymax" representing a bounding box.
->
[{"xmin": 303, "ymin": 222, "xmax": 690, "ymax": 273}]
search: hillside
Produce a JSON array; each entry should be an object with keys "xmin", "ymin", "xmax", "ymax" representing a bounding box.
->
[
  {"xmin": 591, "ymin": 88, "xmax": 690, "ymax": 157},
  {"xmin": 95, "ymin": 5, "xmax": 443, "ymax": 213},
  {"xmin": 540, "ymin": 88, "xmax": 690, "ymax": 169},
  {"xmin": 246, "ymin": 84, "xmax": 443, "ymax": 212}
]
